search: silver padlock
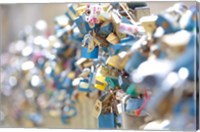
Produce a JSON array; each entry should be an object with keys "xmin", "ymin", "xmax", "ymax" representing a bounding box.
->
[{"xmin": 121, "ymin": 95, "xmax": 146, "ymax": 129}]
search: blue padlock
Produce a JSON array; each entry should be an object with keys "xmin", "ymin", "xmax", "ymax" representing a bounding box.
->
[
  {"xmin": 108, "ymin": 36, "xmax": 137, "ymax": 56},
  {"xmin": 65, "ymin": 4, "xmax": 77, "ymax": 21},
  {"xmin": 75, "ymin": 14, "xmax": 91, "ymax": 35},
  {"xmin": 125, "ymin": 51, "xmax": 147, "ymax": 73},
  {"xmin": 126, "ymin": 98, "xmax": 144, "ymax": 114},
  {"xmin": 156, "ymin": 14, "xmax": 180, "ymax": 34},
  {"xmin": 118, "ymin": 76, "xmax": 130, "ymax": 91},
  {"xmin": 97, "ymin": 22, "xmax": 113, "ymax": 37},
  {"xmin": 78, "ymin": 79, "xmax": 91, "ymax": 92},
  {"xmin": 81, "ymin": 46, "xmax": 99, "ymax": 59},
  {"xmin": 98, "ymin": 113, "xmax": 116, "ymax": 129}
]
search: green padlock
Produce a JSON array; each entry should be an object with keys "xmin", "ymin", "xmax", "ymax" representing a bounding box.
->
[
  {"xmin": 126, "ymin": 83, "xmax": 138, "ymax": 98},
  {"xmin": 105, "ymin": 77, "xmax": 119, "ymax": 88}
]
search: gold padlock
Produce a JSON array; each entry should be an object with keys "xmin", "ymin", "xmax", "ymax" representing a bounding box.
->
[
  {"xmin": 106, "ymin": 55, "xmax": 123, "ymax": 70},
  {"xmin": 111, "ymin": 12, "xmax": 127, "ymax": 39},
  {"xmin": 140, "ymin": 15, "xmax": 158, "ymax": 40},
  {"xmin": 118, "ymin": 51, "xmax": 130, "ymax": 69},
  {"xmin": 75, "ymin": 58, "xmax": 93, "ymax": 70},
  {"xmin": 106, "ymin": 32, "xmax": 120, "ymax": 45},
  {"xmin": 92, "ymin": 31, "xmax": 109, "ymax": 47}
]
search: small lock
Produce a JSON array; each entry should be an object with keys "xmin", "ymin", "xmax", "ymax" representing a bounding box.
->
[
  {"xmin": 140, "ymin": 15, "xmax": 158, "ymax": 40},
  {"xmin": 75, "ymin": 58, "xmax": 93, "ymax": 70},
  {"xmin": 65, "ymin": 4, "xmax": 78, "ymax": 21},
  {"xmin": 105, "ymin": 76, "xmax": 119, "ymax": 88},
  {"xmin": 98, "ymin": 113, "xmax": 116, "ymax": 129},
  {"xmin": 106, "ymin": 32, "xmax": 120, "ymax": 45},
  {"xmin": 92, "ymin": 32, "xmax": 109, "ymax": 47},
  {"xmin": 94, "ymin": 76, "xmax": 107, "ymax": 91},
  {"xmin": 111, "ymin": 12, "xmax": 127, "ymax": 39},
  {"xmin": 97, "ymin": 22, "xmax": 113, "ymax": 37},
  {"xmin": 78, "ymin": 79, "xmax": 91, "ymax": 92},
  {"xmin": 126, "ymin": 83, "xmax": 138, "ymax": 98},
  {"xmin": 118, "ymin": 76, "xmax": 130, "ymax": 91},
  {"xmin": 81, "ymin": 46, "xmax": 99, "ymax": 59},
  {"xmin": 108, "ymin": 36, "xmax": 136, "ymax": 56},
  {"xmin": 74, "ymin": 14, "xmax": 91, "ymax": 35},
  {"xmin": 106, "ymin": 55, "xmax": 123, "ymax": 70}
]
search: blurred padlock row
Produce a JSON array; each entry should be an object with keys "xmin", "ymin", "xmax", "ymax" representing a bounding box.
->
[{"xmin": 0, "ymin": 2, "xmax": 199, "ymax": 130}]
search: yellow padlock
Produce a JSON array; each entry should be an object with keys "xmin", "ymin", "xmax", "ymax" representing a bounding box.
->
[{"xmin": 94, "ymin": 76, "xmax": 107, "ymax": 91}]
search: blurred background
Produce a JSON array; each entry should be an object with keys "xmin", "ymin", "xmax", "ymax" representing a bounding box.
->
[{"xmin": 0, "ymin": 1, "xmax": 197, "ymax": 129}]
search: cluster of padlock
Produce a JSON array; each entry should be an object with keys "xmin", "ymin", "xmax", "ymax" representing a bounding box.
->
[{"xmin": 1, "ymin": 2, "xmax": 199, "ymax": 130}]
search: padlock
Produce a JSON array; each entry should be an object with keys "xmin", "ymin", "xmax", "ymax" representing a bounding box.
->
[
  {"xmin": 111, "ymin": 12, "xmax": 127, "ymax": 39},
  {"xmin": 65, "ymin": 4, "xmax": 78, "ymax": 21},
  {"xmin": 106, "ymin": 32, "xmax": 120, "ymax": 45},
  {"xmin": 156, "ymin": 14, "xmax": 180, "ymax": 34},
  {"xmin": 106, "ymin": 55, "xmax": 123, "ymax": 70},
  {"xmin": 126, "ymin": 83, "xmax": 138, "ymax": 98},
  {"xmin": 78, "ymin": 79, "xmax": 91, "ymax": 92},
  {"xmin": 92, "ymin": 30, "xmax": 109, "ymax": 47},
  {"xmin": 108, "ymin": 36, "xmax": 136, "ymax": 56},
  {"xmin": 81, "ymin": 46, "xmax": 99, "ymax": 59},
  {"xmin": 95, "ymin": 76, "xmax": 107, "ymax": 91},
  {"xmin": 105, "ymin": 76, "xmax": 119, "ymax": 88},
  {"xmin": 98, "ymin": 113, "xmax": 116, "ymax": 129},
  {"xmin": 118, "ymin": 76, "xmax": 130, "ymax": 91},
  {"xmin": 97, "ymin": 22, "xmax": 113, "ymax": 37},
  {"xmin": 74, "ymin": 14, "xmax": 91, "ymax": 35},
  {"xmin": 121, "ymin": 95, "xmax": 146, "ymax": 129},
  {"xmin": 75, "ymin": 58, "xmax": 93, "ymax": 70},
  {"xmin": 125, "ymin": 50, "xmax": 147, "ymax": 73},
  {"xmin": 140, "ymin": 15, "xmax": 158, "ymax": 40}
]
